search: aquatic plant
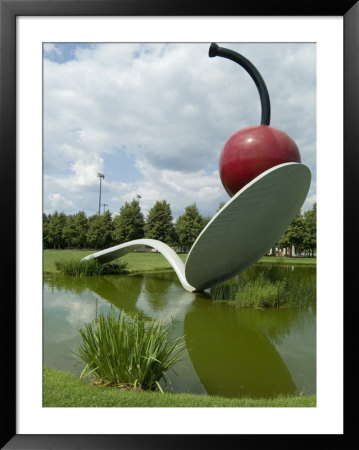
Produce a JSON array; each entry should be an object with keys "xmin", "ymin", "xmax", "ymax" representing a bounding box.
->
[
  {"xmin": 210, "ymin": 268, "xmax": 315, "ymax": 308},
  {"xmin": 233, "ymin": 273, "xmax": 287, "ymax": 307},
  {"xmin": 209, "ymin": 278, "xmax": 241, "ymax": 301},
  {"xmin": 76, "ymin": 309, "xmax": 185, "ymax": 391},
  {"xmin": 55, "ymin": 258, "xmax": 127, "ymax": 276}
]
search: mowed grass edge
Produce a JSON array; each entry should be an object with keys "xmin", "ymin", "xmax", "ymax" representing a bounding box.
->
[
  {"xmin": 43, "ymin": 249, "xmax": 316, "ymax": 275},
  {"xmin": 43, "ymin": 249, "xmax": 188, "ymax": 274},
  {"xmin": 43, "ymin": 367, "xmax": 316, "ymax": 408}
]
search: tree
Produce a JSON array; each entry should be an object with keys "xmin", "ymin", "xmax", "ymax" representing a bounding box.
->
[
  {"xmin": 47, "ymin": 211, "xmax": 66, "ymax": 249},
  {"xmin": 175, "ymin": 203, "xmax": 205, "ymax": 251},
  {"xmin": 73, "ymin": 211, "xmax": 89, "ymax": 249},
  {"xmin": 43, "ymin": 213, "xmax": 50, "ymax": 249},
  {"xmin": 62, "ymin": 215, "xmax": 77, "ymax": 248},
  {"xmin": 287, "ymin": 212, "xmax": 306, "ymax": 252},
  {"xmin": 144, "ymin": 200, "xmax": 175, "ymax": 245},
  {"xmin": 277, "ymin": 231, "xmax": 291, "ymax": 256},
  {"xmin": 303, "ymin": 203, "xmax": 316, "ymax": 256},
  {"xmin": 102, "ymin": 210, "xmax": 114, "ymax": 248},
  {"xmin": 112, "ymin": 199, "xmax": 145, "ymax": 244},
  {"xmin": 86, "ymin": 210, "xmax": 113, "ymax": 249},
  {"xmin": 277, "ymin": 212, "xmax": 305, "ymax": 256}
]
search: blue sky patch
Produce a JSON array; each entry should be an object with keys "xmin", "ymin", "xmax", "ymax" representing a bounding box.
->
[{"xmin": 43, "ymin": 43, "xmax": 96, "ymax": 63}]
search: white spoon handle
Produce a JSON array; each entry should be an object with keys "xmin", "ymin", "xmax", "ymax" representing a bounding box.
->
[{"xmin": 82, "ymin": 238, "xmax": 196, "ymax": 292}]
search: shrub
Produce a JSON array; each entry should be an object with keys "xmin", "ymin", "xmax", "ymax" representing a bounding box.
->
[{"xmin": 76, "ymin": 309, "xmax": 185, "ymax": 391}]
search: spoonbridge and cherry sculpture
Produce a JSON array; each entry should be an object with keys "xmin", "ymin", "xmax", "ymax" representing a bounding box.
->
[{"xmin": 82, "ymin": 44, "xmax": 311, "ymax": 293}]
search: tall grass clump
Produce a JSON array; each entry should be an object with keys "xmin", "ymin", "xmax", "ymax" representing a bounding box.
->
[
  {"xmin": 210, "ymin": 266, "xmax": 316, "ymax": 309},
  {"xmin": 283, "ymin": 278, "xmax": 316, "ymax": 309},
  {"xmin": 232, "ymin": 273, "xmax": 287, "ymax": 308},
  {"xmin": 56, "ymin": 258, "xmax": 127, "ymax": 276},
  {"xmin": 209, "ymin": 278, "xmax": 239, "ymax": 301},
  {"xmin": 76, "ymin": 309, "xmax": 185, "ymax": 392}
]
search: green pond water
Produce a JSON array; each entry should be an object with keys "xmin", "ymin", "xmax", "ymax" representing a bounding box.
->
[{"xmin": 43, "ymin": 264, "xmax": 316, "ymax": 399}]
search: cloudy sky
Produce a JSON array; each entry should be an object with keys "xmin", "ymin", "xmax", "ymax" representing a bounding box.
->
[{"xmin": 43, "ymin": 42, "xmax": 316, "ymax": 219}]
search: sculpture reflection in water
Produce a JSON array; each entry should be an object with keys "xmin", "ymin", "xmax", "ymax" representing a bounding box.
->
[
  {"xmin": 43, "ymin": 268, "xmax": 316, "ymax": 398},
  {"xmin": 184, "ymin": 297, "xmax": 316, "ymax": 398}
]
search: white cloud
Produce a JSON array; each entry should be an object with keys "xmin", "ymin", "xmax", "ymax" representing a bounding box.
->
[
  {"xmin": 47, "ymin": 193, "xmax": 74, "ymax": 211},
  {"xmin": 43, "ymin": 43, "xmax": 62, "ymax": 57},
  {"xmin": 43, "ymin": 42, "xmax": 316, "ymax": 218}
]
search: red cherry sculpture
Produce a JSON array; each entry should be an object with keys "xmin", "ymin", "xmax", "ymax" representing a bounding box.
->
[
  {"xmin": 219, "ymin": 125, "xmax": 301, "ymax": 197},
  {"xmin": 209, "ymin": 43, "xmax": 301, "ymax": 197}
]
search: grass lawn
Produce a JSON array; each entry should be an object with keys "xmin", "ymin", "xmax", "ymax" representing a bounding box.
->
[
  {"xmin": 43, "ymin": 367, "xmax": 316, "ymax": 408},
  {"xmin": 258, "ymin": 256, "xmax": 316, "ymax": 266},
  {"xmin": 43, "ymin": 249, "xmax": 315, "ymax": 275},
  {"xmin": 43, "ymin": 249, "xmax": 188, "ymax": 274}
]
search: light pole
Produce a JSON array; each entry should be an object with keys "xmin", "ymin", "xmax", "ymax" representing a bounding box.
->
[
  {"xmin": 97, "ymin": 172, "xmax": 104, "ymax": 214},
  {"xmin": 102, "ymin": 203, "xmax": 108, "ymax": 213}
]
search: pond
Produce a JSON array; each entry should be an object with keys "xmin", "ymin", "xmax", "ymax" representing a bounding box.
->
[{"xmin": 43, "ymin": 264, "xmax": 316, "ymax": 399}]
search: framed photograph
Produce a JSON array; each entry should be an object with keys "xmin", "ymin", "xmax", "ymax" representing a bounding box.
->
[{"xmin": 1, "ymin": 0, "xmax": 357, "ymax": 448}]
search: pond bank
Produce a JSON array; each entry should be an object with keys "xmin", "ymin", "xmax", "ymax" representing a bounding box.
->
[
  {"xmin": 43, "ymin": 251, "xmax": 316, "ymax": 401},
  {"xmin": 43, "ymin": 249, "xmax": 316, "ymax": 275},
  {"xmin": 43, "ymin": 367, "xmax": 316, "ymax": 408}
]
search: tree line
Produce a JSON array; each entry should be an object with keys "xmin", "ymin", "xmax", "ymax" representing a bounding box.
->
[
  {"xmin": 43, "ymin": 199, "xmax": 316, "ymax": 256},
  {"xmin": 276, "ymin": 203, "xmax": 316, "ymax": 257},
  {"xmin": 43, "ymin": 200, "xmax": 209, "ymax": 251}
]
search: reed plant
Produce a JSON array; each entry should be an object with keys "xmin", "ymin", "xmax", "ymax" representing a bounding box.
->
[
  {"xmin": 283, "ymin": 278, "xmax": 316, "ymax": 309},
  {"xmin": 76, "ymin": 309, "xmax": 185, "ymax": 391},
  {"xmin": 209, "ymin": 278, "xmax": 240, "ymax": 301},
  {"xmin": 210, "ymin": 269, "xmax": 315, "ymax": 308},
  {"xmin": 233, "ymin": 273, "xmax": 287, "ymax": 308},
  {"xmin": 55, "ymin": 258, "xmax": 127, "ymax": 276}
]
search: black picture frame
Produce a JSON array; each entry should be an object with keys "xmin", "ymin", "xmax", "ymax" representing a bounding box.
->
[{"xmin": 1, "ymin": 1, "xmax": 357, "ymax": 448}]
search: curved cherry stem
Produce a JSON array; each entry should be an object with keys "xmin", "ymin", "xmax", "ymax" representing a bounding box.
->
[{"xmin": 209, "ymin": 43, "xmax": 271, "ymax": 126}]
